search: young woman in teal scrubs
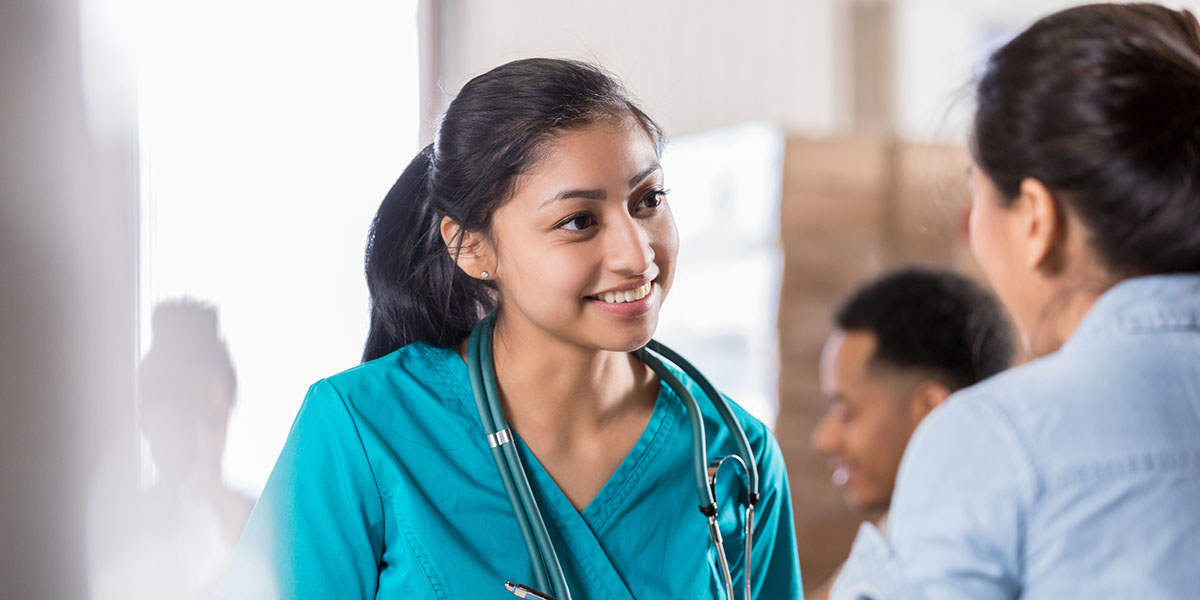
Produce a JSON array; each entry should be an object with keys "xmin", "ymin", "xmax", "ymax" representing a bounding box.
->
[{"xmin": 224, "ymin": 58, "xmax": 803, "ymax": 599}]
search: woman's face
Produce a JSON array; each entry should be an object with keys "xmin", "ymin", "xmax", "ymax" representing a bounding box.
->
[
  {"xmin": 485, "ymin": 118, "xmax": 678, "ymax": 353},
  {"xmin": 968, "ymin": 165, "xmax": 1036, "ymax": 342}
]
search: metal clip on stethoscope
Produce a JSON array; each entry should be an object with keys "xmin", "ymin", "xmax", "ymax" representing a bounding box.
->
[{"xmin": 467, "ymin": 312, "xmax": 760, "ymax": 600}]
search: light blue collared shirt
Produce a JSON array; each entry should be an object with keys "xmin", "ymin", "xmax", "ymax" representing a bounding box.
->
[{"xmin": 832, "ymin": 274, "xmax": 1200, "ymax": 599}]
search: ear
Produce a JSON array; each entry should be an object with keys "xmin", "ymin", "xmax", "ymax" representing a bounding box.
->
[
  {"xmin": 440, "ymin": 216, "xmax": 494, "ymax": 279},
  {"xmin": 1015, "ymin": 178, "xmax": 1064, "ymax": 271},
  {"xmin": 907, "ymin": 379, "xmax": 952, "ymax": 422}
]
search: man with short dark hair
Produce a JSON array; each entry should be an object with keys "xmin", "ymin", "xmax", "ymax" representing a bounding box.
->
[{"xmin": 807, "ymin": 266, "xmax": 1014, "ymax": 599}]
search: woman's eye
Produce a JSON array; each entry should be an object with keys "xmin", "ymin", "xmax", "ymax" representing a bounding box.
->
[
  {"xmin": 638, "ymin": 188, "xmax": 669, "ymax": 210},
  {"xmin": 558, "ymin": 213, "xmax": 596, "ymax": 231}
]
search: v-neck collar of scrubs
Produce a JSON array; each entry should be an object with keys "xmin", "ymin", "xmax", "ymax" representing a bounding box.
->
[
  {"xmin": 435, "ymin": 343, "xmax": 684, "ymax": 599},
  {"xmin": 435, "ymin": 342, "xmax": 680, "ymax": 521},
  {"xmin": 517, "ymin": 383, "xmax": 677, "ymax": 523}
]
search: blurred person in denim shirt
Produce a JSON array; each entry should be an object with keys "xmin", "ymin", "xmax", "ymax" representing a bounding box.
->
[
  {"xmin": 808, "ymin": 267, "xmax": 1013, "ymax": 600},
  {"xmin": 833, "ymin": 4, "xmax": 1200, "ymax": 599}
]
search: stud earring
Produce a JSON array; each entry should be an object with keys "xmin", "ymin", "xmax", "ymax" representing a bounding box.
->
[{"xmin": 480, "ymin": 271, "xmax": 490, "ymax": 279}]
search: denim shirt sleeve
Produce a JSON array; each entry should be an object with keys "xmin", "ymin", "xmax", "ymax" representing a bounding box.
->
[{"xmin": 831, "ymin": 393, "xmax": 1036, "ymax": 600}]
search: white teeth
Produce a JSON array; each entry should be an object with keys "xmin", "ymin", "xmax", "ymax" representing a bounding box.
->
[{"xmin": 595, "ymin": 282, "xmax": 652, "ymax": 304}]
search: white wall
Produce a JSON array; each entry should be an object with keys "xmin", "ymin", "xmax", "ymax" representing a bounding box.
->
[
  {"xmin": 893, "ymin": 0, "xmax": 1200, "ymax": 140},
  {"xmin": 437, "ymin": 0, "xmax": 844, "ymax": 138},
  {"xmin": 138, "ymin": 0, "xmax": 421, "ymax": 497},
  {"xmin": 439, "ymin": 0, "xmax": 1200, "ymax": 142}
]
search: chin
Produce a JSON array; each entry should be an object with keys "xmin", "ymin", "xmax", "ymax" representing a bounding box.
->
[
  {"xmin": 575, "ymin": 307, "xmax": 659, "ymax": 353},
  {"xmin": 599, "ymin": 326, "xmax": 657, "ymax": 353},
  {"xmin": 844, "ymin": 488, "xmax": 890, "ymax": 514}
]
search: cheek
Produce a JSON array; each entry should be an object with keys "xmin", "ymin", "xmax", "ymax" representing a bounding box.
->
[
  {"xmin": 969, "ymin": 199, "xmax": 1015, "ymax": 289},
  {"xmin": 848, "ymin": 409, "xmax": 908, "ymax": 467},
  {"xmin": 967, "ymin": 195, "xmax": 994, "ymax": 266},
  {"xmin": 651, "ymin": 210, "xmax": 680, "ymax": 285},
  {"xmin": 499, "ymin": 242, "xmax": 594, "ymax": 307}
]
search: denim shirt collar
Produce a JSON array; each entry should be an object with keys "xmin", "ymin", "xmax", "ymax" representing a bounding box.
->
[{"xmin": 1064, "ymin": 273, "xmax": 1200, "ymax": 350}]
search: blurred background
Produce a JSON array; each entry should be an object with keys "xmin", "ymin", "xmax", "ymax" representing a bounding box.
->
[{"xmin": 5, "ymin": 0, "xmax": 1198, "ymax": 597}]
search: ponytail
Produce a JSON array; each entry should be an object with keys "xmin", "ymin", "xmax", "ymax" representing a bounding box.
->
[{"xmin": 362, "ymin": 145, "xmax": 496, "ymax": 361}]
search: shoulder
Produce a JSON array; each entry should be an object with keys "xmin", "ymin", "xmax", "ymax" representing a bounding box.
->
[
  {"xmin": 876, "ymin": 387, "xmax": 1035, "ymax": 595},
  {"xmin": 724, "ymin": 395, "xmax": 780, "ymax": 462},
  {"xmin": 906, "ymin": 377, "xmax": 1040, "ymax": 485},
  {"xmin": 927, "ymin": 352, "xmax": 1087, "ymax": 463},
  {"xmin": 311, "ymin": 342, "xmax": 466, "ymax": 410},
  {"xmin": 942, "ymin": 325, "xmax": 1198, "ymax": 479},
  {"xmin": 658, "ymin": 357, "xmax": 786, "ymax": 480},
  {"xmin": 299, "ymin": 342, "xmax": 478, "ymax": 447},
  {"xmin": 321, "ymin": 341, "xmax": 457, "ymax": 393},
  {"xmin": 906, "ymin": 385, "xmax": 1032, "ymax": 473},
  {"xmin": 657, "ymin": 357, "xmax": 774, "ymax": 441},
  {"xmin": 890, "ymin": 380, "xmax": 1042, "ymax": 530}
]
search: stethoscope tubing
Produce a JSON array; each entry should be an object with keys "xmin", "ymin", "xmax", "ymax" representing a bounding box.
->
[
  {"xmin": 633, "ymin": 347, "xmax": 717, "ymax": 512},
  {"xmin": 643, "ymin": 339, "xmax": 761, "ymax": 502},
  {"xmin": 467, "ymin": 320, "xmax": 557, "ymax": 596},
  {"xmin": 469, "ymin": 315, "xmax": 573, "ymax": 600}
]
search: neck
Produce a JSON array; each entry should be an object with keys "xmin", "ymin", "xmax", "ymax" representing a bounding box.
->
[
  {"xmin": 486, "ymin": 309, "xmax": 654, "ymax": 447},
  {"xmin": 1025, "ymin": 282, "xmax": 1108, "ymax": 357}
]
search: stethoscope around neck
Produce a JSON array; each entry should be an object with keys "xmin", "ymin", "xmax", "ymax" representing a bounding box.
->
[{"xmin": 466, "ymin": 311, "xmax": 760, "ymax": 600}]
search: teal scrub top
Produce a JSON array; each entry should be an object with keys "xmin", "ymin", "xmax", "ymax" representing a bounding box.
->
[{"xmin": 223, "ymin": 342, "xmax": 803, "ymax": 599}]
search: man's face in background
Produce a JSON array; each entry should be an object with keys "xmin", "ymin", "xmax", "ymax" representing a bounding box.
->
[{"xmin": 811, "ymin": 330, "xmax": 939, "ymax": 511}]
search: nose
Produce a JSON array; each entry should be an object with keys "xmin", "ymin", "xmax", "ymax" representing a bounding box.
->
[
  {"xmin": 604, "ymin": 213, "xmax": 655, "ymax": 277},
  {"xmin": 810, "ymin": 411, "xmax": 842, "ymax": 456}
]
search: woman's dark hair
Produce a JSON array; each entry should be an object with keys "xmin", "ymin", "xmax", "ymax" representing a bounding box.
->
[
  {"xmin": 363, "ymin": 58, "xmax": 665, "ymax": 361},
  {"xmin": 971, "ymin": 3, "xmax": 1200, "ymax": 276}
]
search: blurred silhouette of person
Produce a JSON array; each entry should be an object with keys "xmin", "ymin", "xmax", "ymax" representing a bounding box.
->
[
  {"xmin": 91, "ymin": 299, "xmax": 251, "ymax": 599},
  {"xmin": 807, "ymin": 267, "xmax": 1014, "ymax": 600}
]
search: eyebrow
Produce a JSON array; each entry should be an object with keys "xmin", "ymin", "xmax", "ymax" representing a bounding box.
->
[
  {"xmin": 821, "ymin": 392, "xmax": 845, "ymax": 407},
  {"xmin": 628, "ymin": 163, "xmax": 662, "ymax": 188},
  {"xmin": 539, "ymin": 163, "xmax": 662, "ymax": 210},
  {"xmin": 540, "ymin": 187, "xmax": 606, "ymax": 210}
]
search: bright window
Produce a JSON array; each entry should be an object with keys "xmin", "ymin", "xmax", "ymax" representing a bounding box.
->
[{"xmin": 137, "ymin": 0, "xmax": 421, "ymax": 497}]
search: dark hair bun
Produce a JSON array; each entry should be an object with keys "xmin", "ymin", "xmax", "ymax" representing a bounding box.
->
[{"xmin": 973, "ymin": 3, "xmax": 1200, "ymax": 276}]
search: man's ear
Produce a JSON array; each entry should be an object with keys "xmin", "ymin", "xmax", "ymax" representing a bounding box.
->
[
  {"xmin": 440, "ymin": 216, "xmax": 494, "ymax": 279},
  {"xmin": 908, "ymin": 379, "xmax": 952, "ymax": 422},
  {"xmin": 1015, "ymin": 177, "xmax": 1065, "ymax": 273}
]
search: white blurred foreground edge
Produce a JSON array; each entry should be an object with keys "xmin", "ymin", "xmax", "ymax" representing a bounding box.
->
[{"xmin": 1, "ymin": 0, "xmax": 140, "ymax": 598}]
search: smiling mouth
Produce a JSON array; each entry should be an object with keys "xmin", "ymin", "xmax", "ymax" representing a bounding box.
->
[{"xmin": 587, "ymin": 281, "xmax": 653, "ymax": 304}]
